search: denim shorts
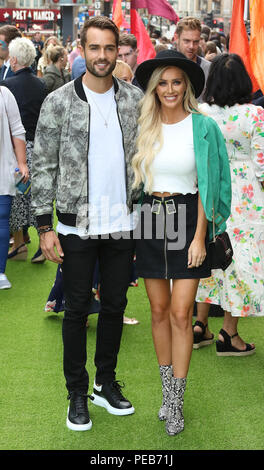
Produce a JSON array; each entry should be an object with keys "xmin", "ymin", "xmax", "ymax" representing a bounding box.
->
[{"xmin": 135, "ymin": 192, "xmax": 211, "ymax": 280}]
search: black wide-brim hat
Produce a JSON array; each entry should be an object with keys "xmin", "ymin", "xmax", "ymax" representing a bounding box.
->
[{"xmin": 135, "ymin": 49, "xmax": 205, "ymax": 98}]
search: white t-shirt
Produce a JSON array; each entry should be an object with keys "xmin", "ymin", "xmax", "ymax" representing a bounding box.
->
[
  {"xmin": 143, "ymin": 114, "xmax": 198, "ymax": 194},
  {"xmin": 57, "ymin": 83, "xmax": 137, "ymax": 238}
]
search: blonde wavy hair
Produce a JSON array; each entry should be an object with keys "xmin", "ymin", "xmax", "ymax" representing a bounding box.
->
[{"xmin": 132, "ymin": 66, "xmax": 200, "ymax": 194}]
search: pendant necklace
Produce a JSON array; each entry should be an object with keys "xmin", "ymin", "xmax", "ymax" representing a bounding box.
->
[{"xmin": 87, "ymin": 88, "xmax": 114, "ymax": 128}]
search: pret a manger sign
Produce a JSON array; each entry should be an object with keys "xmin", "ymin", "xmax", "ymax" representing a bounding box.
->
[
  {"xmin": 0, "ymin": 8, "xmax": 60, "ymax": 23},
  {"xmin": 13, "ymin": 10, "xmax": 55, "ymax": 21}
]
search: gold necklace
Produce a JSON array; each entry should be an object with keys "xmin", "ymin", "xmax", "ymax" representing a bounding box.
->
[{"xmin": 87, "ymin": 88, "xmax": 114, "ymax": 128}]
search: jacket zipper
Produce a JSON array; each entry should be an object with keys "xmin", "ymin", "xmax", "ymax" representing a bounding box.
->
[{"xmin": 85, "ymin": 103, "xmax": 91, "ymax": 234}]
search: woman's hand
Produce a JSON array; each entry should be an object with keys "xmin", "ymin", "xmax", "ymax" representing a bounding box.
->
[
  {"xmin": 187, "ymin": 237, "xmax": 207, "ymax": 268},
  {"xmin": 18, "ymin": 162, "xmax": 29, "ymax": 182}
]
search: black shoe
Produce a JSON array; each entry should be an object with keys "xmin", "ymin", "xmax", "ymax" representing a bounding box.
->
[
  {"xmin": 193, "ymin": 320, "xmax": 214, "ymax": 349},
  {"xmin": 31, "ymin": 247, "xmax": 46, "ymax": 264},
  {"xmin": 216, "ymin": 329, "xmax": 256, "ymax": 357},
  {"xmin": 91, "ymin": 380, "xmax": 135, "ymax": 416},
  {"xmin": 66, "ymin": 391, "xmax": 92, "ymax": 431}
]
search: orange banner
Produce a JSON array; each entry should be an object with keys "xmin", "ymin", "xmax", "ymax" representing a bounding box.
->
[
  {"xmin": 250, "ymin": 0, "xmax": 264, "ymax": 93},
  {"xmin": 112, "ymin": 0, "xmax": 123, "ymax": 30},
  {"xmin": 229, "ymin": 0, "xmax": 259, "ymax": 93}
]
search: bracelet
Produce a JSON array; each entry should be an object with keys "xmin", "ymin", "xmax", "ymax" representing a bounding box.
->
[{"xmin": 37, "ymin": 226, "xmax": 54, "ymax": 235}]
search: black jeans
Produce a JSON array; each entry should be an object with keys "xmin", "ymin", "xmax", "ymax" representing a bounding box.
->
[{"xmin": 58, "ymin": 233, "xmax": 134, "ymax": 393}]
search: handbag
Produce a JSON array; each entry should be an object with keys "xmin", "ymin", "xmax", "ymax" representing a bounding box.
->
[{"xmin": 208, "ymin": 207, "xmax": 233, "ymax": 270}]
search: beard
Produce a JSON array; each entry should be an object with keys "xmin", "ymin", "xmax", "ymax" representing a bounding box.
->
[{"xmin": 85, "ymin": 58, "xmax": 116, "ymax": 78}]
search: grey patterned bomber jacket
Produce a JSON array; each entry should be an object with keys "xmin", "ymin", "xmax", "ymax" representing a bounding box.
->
[{"xmin": 31, "ymin": 75, "xmax": 143, "ymax": 231}]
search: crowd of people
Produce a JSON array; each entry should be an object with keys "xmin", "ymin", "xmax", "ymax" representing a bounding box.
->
[{"xmin": 0, "ymin": 14, "xmax": 263, "ymax": 438}]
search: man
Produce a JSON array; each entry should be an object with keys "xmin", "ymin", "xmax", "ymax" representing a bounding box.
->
[
  {"xmin": 0, "ymin": 25, "xmax": 22, "ymax": 80},
  {"xmin": 118, "ymin": 33, "xmax": 139, "ymax": 78},
  {"xmin": 71, "ymin": 38, "xmax": 86, "ymax": 79},
  {"xmin": 31, "ymin": 16, "xmax": 143, "ymax": 431},
  {"xmin": 71, "ymin": 53, "xmax": 86, "ymax": 79},
  {"xmin": 31, "ymin": 32, "xmax": 44, "ymax": 73},
  {"xmin": 174, "ymin": 17, "xmax": 211, "ymax": 101}
]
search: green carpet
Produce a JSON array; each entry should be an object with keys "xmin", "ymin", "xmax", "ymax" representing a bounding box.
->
[{"xmin": 1, "ymin": 227, "xmax": 264, "ymax": 450}]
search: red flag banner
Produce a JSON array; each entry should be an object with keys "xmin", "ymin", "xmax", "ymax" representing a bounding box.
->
[
  {"xmin": 130, "ymin": 9, "xmax": 156, "ymax": 64},
  {"xmin": 250, "ymin": 0, "xmax": 264, "ymax": 93},
  {"xmin": 131, "ymin": 0, "xmax": 179, "ymax": 23},
  {"xmin": 229, "ymin": 0, "xmax": 259, "ymax": 93}
]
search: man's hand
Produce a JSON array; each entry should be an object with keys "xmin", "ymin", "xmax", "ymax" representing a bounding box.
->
[{"xmin": 39, "ymin": 230, "xmax": 64, "ymax": 264}]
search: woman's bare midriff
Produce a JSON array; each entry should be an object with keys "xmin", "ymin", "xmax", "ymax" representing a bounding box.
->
[{"xmin": 152, "ymin": 192, "xmax": 182, "ymax": 197}]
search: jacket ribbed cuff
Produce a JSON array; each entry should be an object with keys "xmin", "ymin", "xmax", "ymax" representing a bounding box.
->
[{"xmin": 36, "ymin": 214, "xmax": 52, "ymax": 228}]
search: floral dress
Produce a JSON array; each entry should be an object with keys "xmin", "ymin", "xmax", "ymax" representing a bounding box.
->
[{"xmin": 196, "ymin": 103, "xmax": 264, "ymax": 316}]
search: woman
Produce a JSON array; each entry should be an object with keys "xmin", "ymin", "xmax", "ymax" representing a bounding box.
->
[
  {"xmin": 113, "ymin": 59, "xmax": 133, "ymax": 83},
  {"xmin": 133, "ymin": 50, "xmax": 231, "ymax": 435},
  {"xmin": 204, "ymin": 41, "xmax": 218, "ymax": 62},
  {"xmin": 195, "ymin": 54, "xmax": 264, "ymax": 354},
  {"xmin": 0, "ymin": 86, "xmax": 27, "ymax": 288},
  {"xmin": 37, "ymin": 35, "xmax": 61, "ymax": 78},
  {"xmin": 43, "ymin": 45, "xmax": 71, "ymax": 94},
  {"xmin": 4, "ymin": 37, "xmax": 47, "ymax": 263}
]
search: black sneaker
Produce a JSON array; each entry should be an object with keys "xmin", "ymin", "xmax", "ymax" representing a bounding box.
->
[
  {"xmin": 66, "ymin": 391, "xmax": 92, "ymax": 431},
  {"xmin": 91, "ymin": 380, "xmax": 135, "ymax": 416}
]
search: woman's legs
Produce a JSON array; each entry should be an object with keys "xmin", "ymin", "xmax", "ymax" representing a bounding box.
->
[
  {"xmin": 144, "ymin": 277, "xmax": 199, "ymax": 434},
  {"xmin": 144, "ymin": 278, "xmax": 199, "ymax": 376},
  {"xmin": 170, "ymin": 279, "xmax": 199, "ymax": 377},
  {"xmin": 144, "ymin": 278, "xmax": 172, "ymax": 365},
  {"xmin": 144, "ymin": 279, "xmax": 172, "ymax": 421}
]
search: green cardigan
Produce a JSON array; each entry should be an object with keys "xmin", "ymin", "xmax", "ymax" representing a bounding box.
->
[{"xmin": 192, "ymin": 112, "xmax": 231, "ymax": 240}]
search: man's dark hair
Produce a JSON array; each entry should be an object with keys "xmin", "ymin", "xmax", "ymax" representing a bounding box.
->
[
  {"xmin": 80, "ymin": 16, "xmax": 119, "ymax": 49},
  {"xmin": 203, "ymin": 53, "xmax": 252, "ymax": 107},
  {"xmin": 0, "ymin": 25, "xmax": 22, "ymax": 44},
  {"xmin": 119, "ymin": 33, "xmax": 137, "ymax": 49}
]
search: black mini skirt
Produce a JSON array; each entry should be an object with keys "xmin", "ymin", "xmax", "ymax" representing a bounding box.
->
[{"xmin": 135, "ymin": 193, "xmax": 211, "ymax": 280}]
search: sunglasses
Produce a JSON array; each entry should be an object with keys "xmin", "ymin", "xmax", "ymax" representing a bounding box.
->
[{"xmin": 0, "ymin": 39, "xmax": 8, "ymax": 49}]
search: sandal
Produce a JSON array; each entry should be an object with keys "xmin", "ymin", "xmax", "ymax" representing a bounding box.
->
[
  {"xmin": 8, "ymin": 243, "xmax": 27, "ymax": 261},
  {"xmin": 216, "ymin": 329, "xmax": 256, "ymax": 357},
  {"xmin": 193, "ymin": 320, "xmax": 214, "ymax": 349}
]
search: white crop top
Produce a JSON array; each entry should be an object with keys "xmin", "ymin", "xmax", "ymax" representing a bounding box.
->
[{"xmin": 143, "ymin": 114, "xmax": 198, "ymax": 194}]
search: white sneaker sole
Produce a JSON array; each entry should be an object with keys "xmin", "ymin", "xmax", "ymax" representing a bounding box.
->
[
  {"xmin": 66, "ymin": 407, "xmax": 92, "ymax": 431},
  {"xmin": 0, "ymin": 284, "xmax": 11, "ymax": 289},
  {"xmin": 91, "ymin": 393, "xmax": 135, "ymax": 416}
]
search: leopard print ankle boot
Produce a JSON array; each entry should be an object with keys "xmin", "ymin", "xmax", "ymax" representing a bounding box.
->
[{"xmin": 158, "ymin": 365, "xmax": 172, "ymax": 421}]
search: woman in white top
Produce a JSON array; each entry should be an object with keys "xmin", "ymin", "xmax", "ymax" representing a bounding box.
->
[
  {"xmin": 133, "ymin": 50, "xmax": 231, "ymax": 436},
  {"xmin": 0, "ymin": 86, "xmax": 28, "ymax": 289}
]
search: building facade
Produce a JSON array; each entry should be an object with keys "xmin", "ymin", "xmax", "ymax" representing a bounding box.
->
[{"xmin": 171, "ymin": 0, "xmax": 232, "ymax": 17}]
